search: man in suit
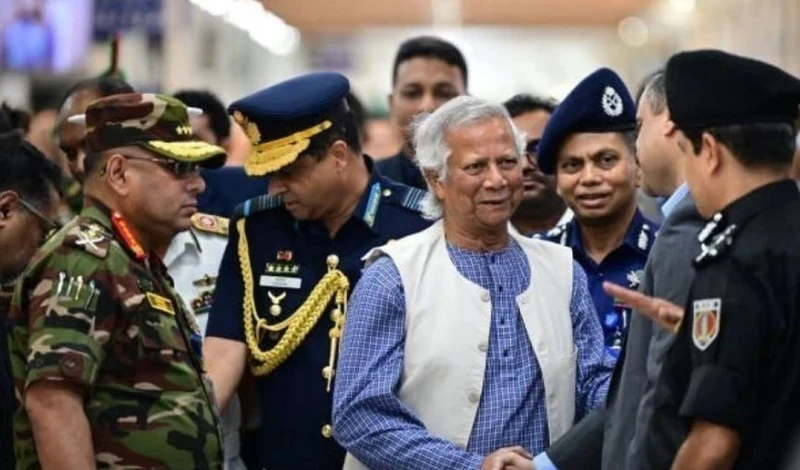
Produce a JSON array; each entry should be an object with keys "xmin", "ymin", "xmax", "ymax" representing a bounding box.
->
[{"xmin": 533, "ymin": 69, "xmax": 705, "ymax": 470}]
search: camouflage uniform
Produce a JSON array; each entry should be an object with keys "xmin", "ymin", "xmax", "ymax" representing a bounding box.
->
[{"xmin": 6, "ymin": 93, "xmax": 226, "ymax": 469}]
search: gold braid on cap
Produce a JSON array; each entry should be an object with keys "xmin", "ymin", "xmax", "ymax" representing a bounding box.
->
[
  {"xmin": 236, "ymin": 218, "xmax": 349, "ymax": 380},
  {"xmin": 233, "ymin": 110, "xmax": 333, "ymax": 176}
]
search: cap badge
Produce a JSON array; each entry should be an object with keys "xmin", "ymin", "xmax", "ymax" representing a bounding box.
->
[{"xmin": 602, "ymin": 86, "xmax": 624, "ymax": 117}]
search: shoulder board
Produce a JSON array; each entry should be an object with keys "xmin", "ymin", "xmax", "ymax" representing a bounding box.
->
[
  {"xmin": 63, "ymin": 222, "xmax": 112, "ymax": 259},
  {"xmin": 191, "ymin": 212, "xmax": 229, "ymax": 236},
  {"xmin": 381, "ymin": 184, "xmax": 426, "ymax": 213},
  {"xmin": 233, "ymin": 194, "xmax": 283, "ymax": 220}
]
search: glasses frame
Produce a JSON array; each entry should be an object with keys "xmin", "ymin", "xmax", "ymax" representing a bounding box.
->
[
  {"xmin": 120, "ymin": 154, "xmax": 201, "ymax": 178},
  {"xmin": 17, "ymin": 196, "xmax": 61, "ymax": 241}
]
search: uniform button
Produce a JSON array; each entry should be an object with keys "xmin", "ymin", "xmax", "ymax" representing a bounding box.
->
[
  {"xmin": 326, "ymin": 254, "xmax": 339, "ymax": 268},
  {"xmin": 478, "ymin": 342, "xmax": 488, "ymax": 352},
  {"xmin": 468, "ymin": 391, "xmax": 481, "ymax": 403},
  {"xmin": 321, "ymin": 424, "xmax": 333, "ymax": 438},
  {"xmin": 481, "ymin": 291, "xmax": 490, "ymax": 302},
  {"xmin": 382, "ymin": 189, "xmax": 392, "ymax": 197}
]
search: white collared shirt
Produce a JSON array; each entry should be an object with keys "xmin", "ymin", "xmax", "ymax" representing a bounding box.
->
[{"xmin": 164, "ymin": 229, "xmax": 228, "ymax": 333}]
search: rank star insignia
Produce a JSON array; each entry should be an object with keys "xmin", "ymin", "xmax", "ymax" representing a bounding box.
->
[
  {"xmin": 627, "ymin": 269, "xmax": 642, "ymax": 288},
  {"xmin": 265, "ymin": 263, "xmax": 300, "ymax": 276},
  {"xmin": 692, "ymin": 298, "xmax": 721, "ymax": 351}
]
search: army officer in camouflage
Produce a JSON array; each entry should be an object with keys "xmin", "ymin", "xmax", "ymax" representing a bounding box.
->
[{"xmin": 6, "ymin": 93, "xmax": 227, "ymax": 469}]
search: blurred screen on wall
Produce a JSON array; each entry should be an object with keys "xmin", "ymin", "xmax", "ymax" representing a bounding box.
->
[{"xmin": 0, "ymin": 0, "xmax": 92, "ymax": 73}]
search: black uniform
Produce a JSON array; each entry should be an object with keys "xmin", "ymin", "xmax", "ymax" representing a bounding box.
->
[{"xmin": 644, "ymin": 180, "xmax": 800, "ymax": 469}]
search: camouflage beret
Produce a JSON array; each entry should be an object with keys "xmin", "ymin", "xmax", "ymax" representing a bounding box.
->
[{"xmin": 81, "ymin": 93, "xmax": 225, "ymax": 168}]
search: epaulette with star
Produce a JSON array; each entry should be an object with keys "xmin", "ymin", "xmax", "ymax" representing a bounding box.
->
[
  {"xmin": 233, "ymin": 194, "xmax": 283, "ymax": 220},
  {"xmin": 693, "ymin": 212, "xmax": 737, "ymax": 267},
  {"xmin": 191, "ymin": 212, "xmax": 229, "ymax": 236},
  {"xmin": 64, "ymin": 222, "xmax": 112, "ymax": 259}
]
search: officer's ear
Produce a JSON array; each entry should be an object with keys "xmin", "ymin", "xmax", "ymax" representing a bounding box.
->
[
  {"xmin": 329, "ymin": 140, "xmax": 351, "ymax": 171},
  {"xmin": 0, "ymin": 190, "xmax": 20, "ymax": 227},
  {"xmin": 103, "ymin": 153, "xmax": 132, "ymax": 197},
  {"xmin": 699, "ymin": 132, "xmax": 724, "ymax": 177}
]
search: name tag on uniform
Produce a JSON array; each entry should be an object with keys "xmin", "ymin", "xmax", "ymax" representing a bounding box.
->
[
  {"xmin": 146, "ymin": 292, "xmax": 175, "ymax": 315},
  {"xmin": 259, "ymin": 275, "xmax": 302, "ymax": 290}
]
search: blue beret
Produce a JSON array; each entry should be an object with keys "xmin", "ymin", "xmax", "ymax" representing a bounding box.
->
[
  {"xmin": 666, "ymin": 49, "xmax": 800, "ymax": 130},
  {"xmin": 228, "ymin": 72, "xmax": 351, "ymax": 176},
  {"xmin": 537, "ymin": 68, "xmax": 636, "ymax": 175}
]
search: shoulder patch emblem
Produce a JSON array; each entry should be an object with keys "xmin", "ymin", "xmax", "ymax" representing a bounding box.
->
[
  {"xmin": 191, "ymin": 212, "xmax": 229, "ymax": 236},
  {"xmin": 65, "ymin": 223, "xmax": 111, "ymax": 259},
  {"xmin": 234, "ymin": 194, "xmax": 283, "ymax": 220},
  {"xmin": 692, "ymin": 298, "xmax": 721, "ymax": 351}
]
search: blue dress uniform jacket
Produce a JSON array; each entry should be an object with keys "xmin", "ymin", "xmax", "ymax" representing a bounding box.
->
[
  {"xmin": 205, "ymin": 161, "xmax": 430, "ymax": 470},
  {"xmin": 539, "ymin": 210, "xmax": 658, "ymax": 357}
]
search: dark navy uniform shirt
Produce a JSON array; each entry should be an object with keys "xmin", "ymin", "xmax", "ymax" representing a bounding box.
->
[
  {"xmin": 374, "ymin": 149, "xmax": 427, "ymax": 190},
  {"xmin": 206, "ymin": 158, "xmax": 430, "ymax": 470},
  {"xmin": 644, "ymin": 180, "xmax": 800, "ymax": 470},
  {"xmin": 539, "ymin": 209, "xmax": 658, "ymax": 357}
]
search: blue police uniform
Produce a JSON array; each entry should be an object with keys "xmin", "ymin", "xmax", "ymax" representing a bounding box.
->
[
  {"xmin": 535, "ymin": 67, "xmax": 659, "ymax": 358},
  {"xmin": 205, "ymin": 72, "xmax": 431, "ymax": 470},
  {"xmin": 539, "ymin": 211, "xmax": 657, "ymax": 356}
]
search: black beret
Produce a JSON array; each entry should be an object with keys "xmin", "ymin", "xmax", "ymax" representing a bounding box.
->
[
  {"xmin": 228, "ymin": 72, "xmax": 351, "ymax": 176},
  {"xmin": 537, "ymin": 68, "xmax": 636, "ymax": 175},
  {"xmin": 666, "ymin": 49, "xmax": 800, "ymax": 130}
]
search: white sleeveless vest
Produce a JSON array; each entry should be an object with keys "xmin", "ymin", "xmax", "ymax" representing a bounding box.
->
[{"xmin": 342, "ymin": 221, "xmax": 577, "ymax": 469}]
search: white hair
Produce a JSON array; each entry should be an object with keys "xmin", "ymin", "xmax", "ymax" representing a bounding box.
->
[{"xmin": 412, "ymin": 95, "xmax": 526, "ymax": 220}]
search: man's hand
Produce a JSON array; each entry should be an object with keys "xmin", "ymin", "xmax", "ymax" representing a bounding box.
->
[
  {"xmin": 603, "ymin": 281, "xmax": 684, "ymax": 332},
  {"xmin": 480, "ymin": 446, "xmax": 534, "ymax": 470}
]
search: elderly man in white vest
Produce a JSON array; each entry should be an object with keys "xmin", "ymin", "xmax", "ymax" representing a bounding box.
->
[{"xmin": 332, "ymin": 96, "xmax": 613, "ymax": 470}]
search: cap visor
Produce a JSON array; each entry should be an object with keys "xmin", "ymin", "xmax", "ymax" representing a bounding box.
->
[{"xmin": 142, "ymin": 139, "xmax": 226, "ymax": 169}]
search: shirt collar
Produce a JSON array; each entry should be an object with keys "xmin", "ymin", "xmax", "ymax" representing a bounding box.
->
[
  {"xmin": 723, "ymin": 179, "xmax": 799, "ymax": 226},
  {"xmin": 660, "ymin": 182, "xmax": 690, "ymax": 218},
  {"xmin": 163, "ymin": 230, "xmax": 200, "ymax": 267},
  {"xmin": 351, "ymin": 156, "xmax": 385, "ymax": 233},
  {"xmin": 80, "ymin": 197, "xmax": 113, "ymax": 231},
  {"xmin": 568, "ymin": 208, "xmax": 651, "ymax": 256},
  {"xmin": 295, "ymin": 155, "xmax": 385, "ymax": 236}
]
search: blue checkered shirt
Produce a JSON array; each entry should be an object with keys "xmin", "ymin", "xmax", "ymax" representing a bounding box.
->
[{"xmin": 332, "ymin": 240, "xmax": 613, "ymax": 469}]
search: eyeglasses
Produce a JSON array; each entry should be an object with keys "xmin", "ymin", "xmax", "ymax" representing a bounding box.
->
[
  {"xmin": 121, "ymin": 154, "xmax": 200, "ymax": 178},
  {"xmin": 524, "ymin": 139, "xmax": 541, "ymax": 165},
  {"xmin": 17, "ymin": 197, "xmax": 61, "ymax": 241}
]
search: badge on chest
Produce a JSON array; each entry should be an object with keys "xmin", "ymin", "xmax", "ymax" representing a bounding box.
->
[
  {"xmin": 259, "ymin": 249, "xmax": 302, "ymax": 290},
  {"xmin": 189, "ymin": 274, "xmax": 217, "ymax": 315}
]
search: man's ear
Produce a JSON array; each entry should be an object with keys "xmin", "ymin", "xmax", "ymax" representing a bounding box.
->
[
  {"xmin": 0, "ymin": 190, "xmax": 19, "ymax": 227},
  {"xmin": 424, "ymin": 170, "xmax": 445, "ymax": 199},
  {"xmin": 663, "ymin": 117, "xmax": 677, "ymax": 137},
  {"xmin": 103, "ymin": 154, "xmax": 131, "ymax": 197},
  {"xmin": 330, "ymin": 140, "xmax": 351, "ymax": 171},
  {"xmin": 702, "ymin": 132, "xmax": 723, "ymax": 177}
]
